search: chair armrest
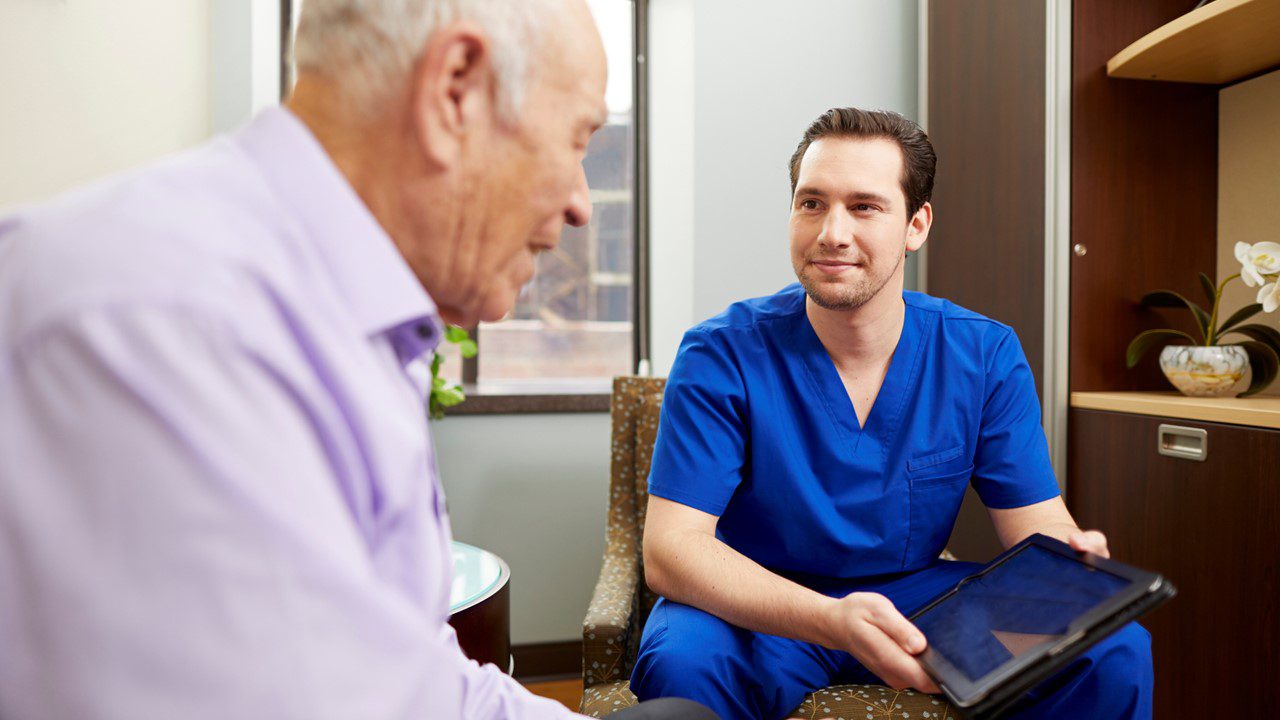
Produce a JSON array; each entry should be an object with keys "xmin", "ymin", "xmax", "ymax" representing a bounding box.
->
[{"xmin": 583, "ymin": 550, "xmax": 640, "ymax": 687}]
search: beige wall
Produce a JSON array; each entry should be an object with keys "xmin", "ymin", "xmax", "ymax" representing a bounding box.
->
[
  {"xmin": 0, "ymin": 1, "xmax": 211, "ymax": 211},
  {"xmin": 1217, "ymin": 69, "xmax": 1280, "ymax": 396}
]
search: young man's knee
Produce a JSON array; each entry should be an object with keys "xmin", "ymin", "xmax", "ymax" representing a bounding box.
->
[
  {"xmin": 1088, "ymin": 622, "xmax": 1154, "ymax": 693},
  {"xmin": 633, "ymin": 643, "xmax": 733, "ymax": 697}
]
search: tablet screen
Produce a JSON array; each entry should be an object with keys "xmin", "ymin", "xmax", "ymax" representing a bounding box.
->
[{"xmin": 912, "ymin": 545, "xmax": 1131, "ymax": 684}]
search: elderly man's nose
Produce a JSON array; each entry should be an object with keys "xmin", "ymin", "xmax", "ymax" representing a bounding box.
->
[{"xmin": 565, "ymin": 166, "xmax": 592, "ymax": 228}]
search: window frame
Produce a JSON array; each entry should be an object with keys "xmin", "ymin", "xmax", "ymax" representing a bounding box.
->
[
  {"xmin": 452, "ymin": 0, "xmax": 649, "ymax": 415},
  {"xmin": 281, "ymin": 0, "xmax": 648, "ymax": 415}
]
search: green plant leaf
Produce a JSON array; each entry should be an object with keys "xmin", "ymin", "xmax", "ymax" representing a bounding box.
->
[
  {"xmin": 445, "ymin": 325, "xmax": 470, "ymax": 343},
  {"xmin": 458, "ymin": 338, "xmax": 478, "ymax": 358},
  {"xmin": 1221, "ymin": 322, "xmax": 1280, "ymax": 355},
  {"xmin": 1214, "ymin": 304, "xmax": 1264, "ymax": 340},
  {"xmin": 435, "ymin": 385, "xmax": 466, "ymax": 406},
  {"xmin": 1139, "ymin": 290, "xmax": 1210, "ymax": 342},
  {"xmin": 1125, "ymin": 328, "xmax": 1198, "ymax": 369},
  {"xmin": 1198, "ymin": 272, "xmax": 1217, "ymax": 308},
  {"xmin": 1232, "ymin": 340, "xmax": 1279, "ymax": 397}
]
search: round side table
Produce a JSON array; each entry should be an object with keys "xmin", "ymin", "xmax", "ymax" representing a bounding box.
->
[{"xmin": 448, "ymin": 541, "xmax": 513, "ymax": 674}]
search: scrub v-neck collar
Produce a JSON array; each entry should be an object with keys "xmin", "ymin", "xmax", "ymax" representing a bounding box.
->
[{"xmin": 797, "ymin": 294, "xmax": 928, "ymax": 451}]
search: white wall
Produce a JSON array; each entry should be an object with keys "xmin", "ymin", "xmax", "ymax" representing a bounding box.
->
[
  {"xmin": 0, "ymin": 2, "xmax": 213, "ymax": 211},
  {"xmin": 648, "ymin": 0, "xmax": 920, "ymax": 373},
  {"xmin": 439, "ymin": 0, "xmax": 919, "ymax": 647},
  {"xmin": 435, "ymin": 414, "xmax": 612, "ymax": 645}
]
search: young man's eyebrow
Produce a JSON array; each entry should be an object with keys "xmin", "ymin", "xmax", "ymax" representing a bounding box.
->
[
  {"xmin": 793, "ymin": 186, "xmax": 828, "ymax": 198},
  {"xmin": 847, "ymin": 191, "xmax": 893, "ymax": 206},
  {"xmin": 793, "ymin": 187, "xmax": 892, "ymax": 206}
]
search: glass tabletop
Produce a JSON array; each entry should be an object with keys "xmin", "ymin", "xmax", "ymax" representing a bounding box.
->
[{"xmin": 450, "ymin": 541, "xmax": 509, "ymax": 613}]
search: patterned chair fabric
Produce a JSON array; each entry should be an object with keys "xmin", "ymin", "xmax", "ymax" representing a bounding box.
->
[{"xmin": 581, "ymin": 377, "xmax": 957, "ymax": 719}]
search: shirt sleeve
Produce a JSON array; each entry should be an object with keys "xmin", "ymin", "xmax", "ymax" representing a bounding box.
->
[
  {"xmin": 0, "ymin": 306, "xmax": 577, "ymax": 720},
  {"xmin": 646, "ymin": 328, "xmax": 749, "ymax": 516},
  {"xmin": 969, "ymin": 328, "xmax": 1062, "ymax": 510}
]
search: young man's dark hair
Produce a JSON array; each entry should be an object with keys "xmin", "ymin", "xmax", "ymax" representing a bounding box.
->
[{"xmin": 788, "ymin": 107, "xmax": 938, "ymax": 218}]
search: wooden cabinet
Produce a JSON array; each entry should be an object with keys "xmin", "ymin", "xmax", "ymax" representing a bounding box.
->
[{"xmin": 1068, "ymin": 409, "xmax": 1280, "ymax": 718}]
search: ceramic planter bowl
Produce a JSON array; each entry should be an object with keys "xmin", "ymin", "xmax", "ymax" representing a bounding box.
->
[{"xmin": 1158, "ymin": 345, "xmax": 1251, "ymax": 398}]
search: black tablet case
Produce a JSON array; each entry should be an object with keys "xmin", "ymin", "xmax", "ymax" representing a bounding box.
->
[{"xmin": 909, "ymin": 535, "xmax": 1176, "ymax": 719}]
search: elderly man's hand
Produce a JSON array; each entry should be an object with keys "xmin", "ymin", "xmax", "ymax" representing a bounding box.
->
[
  {"xmin": 1067, "ymin": 529, "xmax": 1110, "ymax": 558},
  {"xmin": 825, "ymin": 592, "xmax": 941, "ymax": 694}
]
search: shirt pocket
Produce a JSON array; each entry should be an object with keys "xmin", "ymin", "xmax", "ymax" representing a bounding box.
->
[{"xmin": 903, "ymin": 445, "xmax": 973, "ymax": 567}]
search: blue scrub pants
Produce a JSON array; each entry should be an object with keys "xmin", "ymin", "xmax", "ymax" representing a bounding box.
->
[{"xmin": 631, "ymin": 561, "xmax": 1152, "ymax": 720}]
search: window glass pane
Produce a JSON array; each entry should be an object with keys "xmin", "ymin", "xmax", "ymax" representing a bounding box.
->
[{"xmin": 478, "ymin": 0, "xmax": 635, "ymax": 386}]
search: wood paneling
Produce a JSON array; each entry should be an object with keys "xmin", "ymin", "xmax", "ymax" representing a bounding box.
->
[
  {"xmin": 1068, "ymin": 409, "xmax": 1280, "ymax": 718},
  {"xmin": 1071, "ymin": 0, "xmax": 1218, "ymax": 392},
  {"xmin": 927, "ymin": 0, "xmax": 1048, "ymax": 564},
  {"xmin": 513, "ymin": 640, "xmax": 583, "ymax": 681},
  {"xmin": 927, "ymin": 0, "xmax": 1046, "ymax": 393}
]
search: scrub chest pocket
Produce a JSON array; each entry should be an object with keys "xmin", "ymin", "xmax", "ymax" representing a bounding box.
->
[{"xmin": 905, "ymin": 443, "xmax": 972, "ymax": 568}]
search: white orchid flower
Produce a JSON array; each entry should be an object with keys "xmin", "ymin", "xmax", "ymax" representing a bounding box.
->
[
  {"xmin": 1258, "ymin": 280, "xmax": 1280, "ymax": 313},
  {"xmin": 1235, "ymin": 241, "xmax": 1280, "ymax": 288}
]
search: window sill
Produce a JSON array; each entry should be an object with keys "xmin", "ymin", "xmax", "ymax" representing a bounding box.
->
[{"xmin": 443, "ymin": 381, "xmax": 612, "ymax": 416}]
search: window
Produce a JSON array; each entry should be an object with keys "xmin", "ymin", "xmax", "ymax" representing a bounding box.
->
[
  {"xmin": 283, "ymin": 0, "xmax": 647, "ymax": 412},
  {"xmin": 450, "ymin": 0, "xmax": 647, "ymax": 410}
]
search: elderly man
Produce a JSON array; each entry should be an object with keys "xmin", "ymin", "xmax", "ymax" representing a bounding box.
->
[
  {"xmin": 0, "ymin": 1, "xmax": 710, "ymax": 719},
  {"xmin": 630, "ymin": 108, "xmax": 1153, "ymax": 719}
]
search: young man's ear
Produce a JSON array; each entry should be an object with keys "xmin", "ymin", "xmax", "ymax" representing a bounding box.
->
[
  {"xmin": 906, "ymin": 201, "xmax": 932, "ymax": 253},
  {"xmin": 410, "ymin": 20, "xmax": 496, "ymax": 169}
]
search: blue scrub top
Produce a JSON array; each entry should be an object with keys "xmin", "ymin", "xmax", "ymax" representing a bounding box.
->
[{"xmin": 647, "ymin": 284, "xmax": 1060, "ymax": 581}]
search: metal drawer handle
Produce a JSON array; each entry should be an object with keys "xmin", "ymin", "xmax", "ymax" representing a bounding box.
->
[{"xmin": 1157, "ymin": 424, "xmax": 1207, "ymax": 462}]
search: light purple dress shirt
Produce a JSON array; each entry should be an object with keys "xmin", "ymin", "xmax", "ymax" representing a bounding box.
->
[{"xmin": 0, "ymin": 108, "xmax": 579, "ymax": 720}]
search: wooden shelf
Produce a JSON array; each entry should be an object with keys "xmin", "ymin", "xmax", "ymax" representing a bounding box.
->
[
  {"xmin": 1106, "ymin": 0, "xmax": 1280, "ymax": 84},
  {"xmin": 1071, "ymin": 391, "xmax": 1280, "ymax": 429}
]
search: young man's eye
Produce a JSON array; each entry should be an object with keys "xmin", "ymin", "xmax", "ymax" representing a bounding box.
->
[{"xmin": 800, "ymin": 199, "xmax": 819, "ymax": 210}]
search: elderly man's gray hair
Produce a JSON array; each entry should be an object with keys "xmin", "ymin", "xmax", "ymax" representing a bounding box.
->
[{"xmin": 293, "ymin": 0, "xmax": 564, "ymax": 117}]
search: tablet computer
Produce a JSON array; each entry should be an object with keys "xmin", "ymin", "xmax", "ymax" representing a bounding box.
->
[{"xmin": 908, "ymin": 534, "xmax": 1175, "ymax": 718}]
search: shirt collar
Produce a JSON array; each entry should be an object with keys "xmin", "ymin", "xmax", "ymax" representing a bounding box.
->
[{"xmin": 235, "ymin": 107, "xmax": 443, "ymax": 362}]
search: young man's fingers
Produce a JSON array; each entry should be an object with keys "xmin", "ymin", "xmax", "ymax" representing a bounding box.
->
[
  {"xmin": 866, "ymin": 599, "xmax": 928, "ymax": 655},
  {"xmin": 853, "ymin": 624, "xmax": 942, "ymax": 695},
  {"xmin": 1068, "ymin": 530, "xmax": 1110, "ymax": 557},
  {"xmin": 874, "ymin": 648, "xmax": 941, "ymax": 694}
]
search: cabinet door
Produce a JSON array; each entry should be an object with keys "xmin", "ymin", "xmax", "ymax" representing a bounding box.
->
[{"xmin": 1068, "ymin": 409, "xmax": 1280, "ymax": 719}]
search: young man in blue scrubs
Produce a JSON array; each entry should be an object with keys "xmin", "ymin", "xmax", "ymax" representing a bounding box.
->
[{"xmin": 630, "ymin": 108, "xmax": 1153, "ymax": 719}]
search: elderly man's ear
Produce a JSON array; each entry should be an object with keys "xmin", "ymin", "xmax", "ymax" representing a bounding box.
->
[{"xmin": 411, "ymin": 20, "xmax": 497, "ymax": 169}]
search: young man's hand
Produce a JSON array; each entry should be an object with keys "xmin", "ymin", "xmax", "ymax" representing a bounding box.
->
[
  {"xmin": 825, "ymin": 592, "xmax": 941, "ymax": 694},
  {"xmin": 1067, "ymin": 529, "xmax": 1110, "ymax": 558}
]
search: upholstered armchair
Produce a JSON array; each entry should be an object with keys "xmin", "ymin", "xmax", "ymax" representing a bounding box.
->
[{"xmin": 580, "ymin": 377, "xmax": 957, "ymax": 719}]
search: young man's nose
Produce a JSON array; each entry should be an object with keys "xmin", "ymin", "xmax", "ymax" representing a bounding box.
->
[{"xmin": 817, "ymin": 210, "xmax": 853, "ymax": 249}]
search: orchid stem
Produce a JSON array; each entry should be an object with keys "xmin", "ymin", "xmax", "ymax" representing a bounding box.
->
[{"xmin": 1207, "ymin": 273, "xmax": 1241, "ymax": 345}]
